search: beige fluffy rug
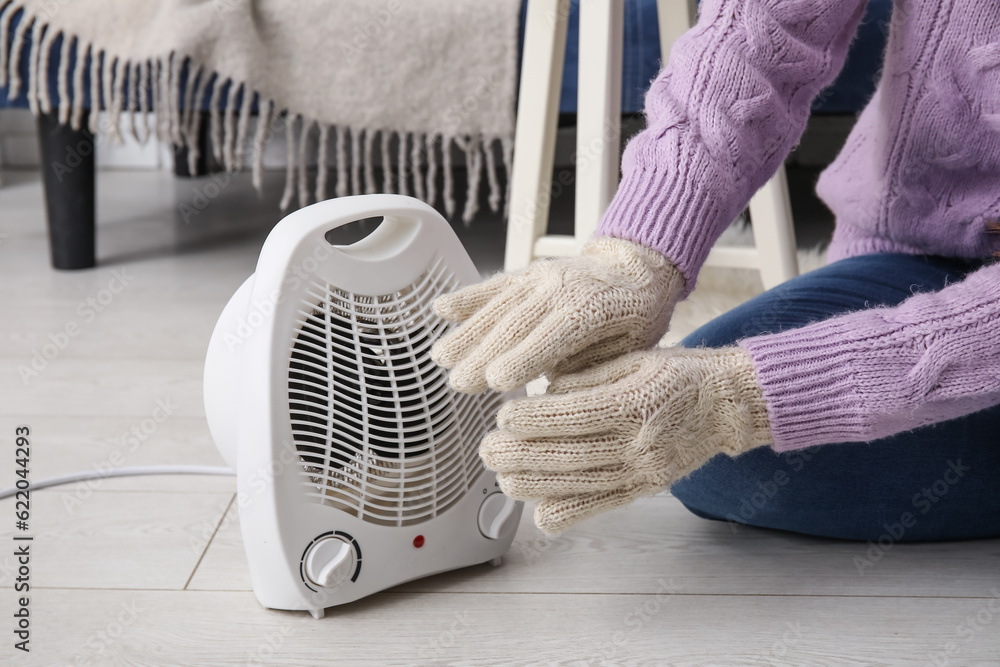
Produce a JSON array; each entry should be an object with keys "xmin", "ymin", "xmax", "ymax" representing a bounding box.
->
[{"xmin": 661, "ymin": 222, "xmax": 829, "ymax": 346}]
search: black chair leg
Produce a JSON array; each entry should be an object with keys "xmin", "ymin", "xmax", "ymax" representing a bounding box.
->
[{"xmin": 36, "ymin": 112, "xmax": 96, "ymax": 270}]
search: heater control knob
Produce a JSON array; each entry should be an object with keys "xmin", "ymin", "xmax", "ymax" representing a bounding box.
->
[
  {"xmin": 304, "ymin": 537, "xmax": 356, "ymax": 588},
  {"xmin": 478, "ymin": 493, "xmax": 518, "ymax": 539}
]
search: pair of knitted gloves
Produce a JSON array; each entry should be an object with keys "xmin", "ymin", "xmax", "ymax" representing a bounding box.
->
[{"xmin": 431, "ymin": 238, "xmax": 774, "ymax": 534}]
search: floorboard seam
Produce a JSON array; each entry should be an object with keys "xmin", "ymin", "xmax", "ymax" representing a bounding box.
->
[
  {"xmin": 183, "ymin": 493, "xmax": 235, "ymax": 590},
  {"xmin": 26, "ymin": 587, "xmax": 995, "ymax": 600}
]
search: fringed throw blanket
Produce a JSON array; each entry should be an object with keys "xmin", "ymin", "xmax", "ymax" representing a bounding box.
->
[{"xmin": 0, "ymin": 0, "xmax": 521, "ymax": 221}]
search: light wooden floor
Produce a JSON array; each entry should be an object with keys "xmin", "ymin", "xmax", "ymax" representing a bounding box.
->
[{"xmin": 2, "ymin": 169, "xmax": 1000, "ymax": 666}]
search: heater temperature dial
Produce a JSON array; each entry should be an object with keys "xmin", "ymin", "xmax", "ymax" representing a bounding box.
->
[
  {"xmin": 478, "ymin": 493, "xmax": 519, "ymax": 539},
  {"xmin": 303, "ymin": 536, "xmax": 356, "ymax": 588}
]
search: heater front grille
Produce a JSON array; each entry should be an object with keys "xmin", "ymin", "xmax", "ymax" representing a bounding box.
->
[{"xmin": 287, "ymin": 257, "xmax": 503, "ymax": 526}]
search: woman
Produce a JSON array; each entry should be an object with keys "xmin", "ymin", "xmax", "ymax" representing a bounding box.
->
[{"xmin": 431, "ymin": 0, "xmax": 1000, "ymax": 539}]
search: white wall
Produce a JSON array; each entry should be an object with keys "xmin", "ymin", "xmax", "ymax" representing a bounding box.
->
[{"xmin": 0, "ymin": 108, "xmax": 174, "ymax": 169}]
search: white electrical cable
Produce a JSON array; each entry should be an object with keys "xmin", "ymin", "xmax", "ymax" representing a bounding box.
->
[{"xmin": 0, "ymin": 465, "xmax": 235, "ymax": 500}]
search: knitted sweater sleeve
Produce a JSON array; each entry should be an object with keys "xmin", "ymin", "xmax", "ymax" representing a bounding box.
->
[
  {"xmin": 739, "ymin": 263, "xmax": 1000, "ymax": 452},
  {"xmin": 597, "ymin": 0, "xmax": 866, "ymax": 291}
]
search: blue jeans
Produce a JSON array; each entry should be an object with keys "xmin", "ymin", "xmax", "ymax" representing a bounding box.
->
[{"xmin": 672, "ymin": 253, "xmax": 1000, "ymax": 542}]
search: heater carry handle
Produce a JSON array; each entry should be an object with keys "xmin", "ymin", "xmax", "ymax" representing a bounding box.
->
[
  {"xmin": 262, "ymin": 194, "xmax": 443, "ymax": 266},
  {"xmin": 318, "ymin": 194, "xmax": 434, "ymax": 235},
  {"xmin": 255, "ymin": 194, "xmax": 471, "ymax": 299}
]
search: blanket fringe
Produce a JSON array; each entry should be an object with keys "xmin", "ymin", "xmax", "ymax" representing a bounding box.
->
[
  {"xmin": 461, "ymin": 136, "xmax": 483, "ymax": 225},
  {"xmin": 109, "ymin": 56, "xmax": 125, "ymax": 143},
  {"xmin": 126, "ymin": 59, "xmax": 139, "ymax": 140},
  {"xmin": 335, "ymin": 125, "xmax": 348, "ymax": 198},
  {"xmin": 135, "ymin": 59, "xmax": 149, "ymax": 140},
  {"xmin": 168, "ymin": 52, "xmax": 182, "ymax": 145},
  {"xmin": 180, "ymin": 62, "xmax": 200, "ymax": 153},
  {"xmin": 410, "ymin": 131, "xmax": 425, "ymax": 202},
  {"xmin": 279, "ymin": 113, "xmax": 298, "ymax": 211},
  {"xmin": 101, "ymin": 50, "xmax": 113, "ymax": 139},
  {"xmin": 442, "ymin": 134, "xmax": 455, "ymax": 218},
  {"xmin": 297, "ymin": 117, "xmax": 311, "ymax": 208},
  {"xmin": 234, "ymin": 85, "xmax": 252, "ymax": 171},
  {"xmin": 56, "ymin": 33, "xmax": 70, "ymax": 124},
  {"xmin": 501, "ymin": 136, "xmax": 514, "ymax": 218},
  {"xmin": 484, "ymin": 137, "xmax": 501, "ymax": 214},
  {"xmin": 252, "ymin": 98, "xmax": 273, "ymax": 193},
  {"xmin": 7, "ymin": 8, "xmax": 32, "ymax": 98},
  {"xmin": 0, "ymin": 2, "xmax": 16, "ymax": 89},
  {"xmin": 380, "ymin": 130, "xmax": 393, "ymax": 194},
  {"xmin": 222, "ymin": 80, "xmax": 237, "ymax": 171},
  {"xmin": 26, "ymin": 18, "xmax": 40, "ymax": 114},
  {"xmin": 425, "ymin": 134, "xmax": 438, "ymax": 209},
  {"xmin": 151, "ymin": 57, "xmax": 162, "ymax": 140},
  {"xmin": 363, "ymin": 129, "xmax": 375, "ymax": 195},
  {"xmin": 315, "ymin": 122, "xmax": 329, "ymax": 201},
  {"xmin": 69, "ymin": 42, "xmax": 87, "ymax": 130},
  {"xmin": 184, "ymin": 65, "xmax": 207, "ymax": 173},
  {"xmin": 0, "ymin": 2, "xmax": 513, "ymax": 222},
  {"xmin": 350, "ymin": 127, "xmax": 362, "ymax": 197},
  {"xmin": 396, "ymin": 131, "xmax": 408, "ymax": 198},
  {"xmin": 87, "ymin": 48, "xmax": 99, "ymax": 133},
  {"xmin": 208, "ymin": 74, "xmax": 223, "ymax": 163},
  {"xmin": 36, "ymin": 22, "xmax": 54, "ymax": 113}
]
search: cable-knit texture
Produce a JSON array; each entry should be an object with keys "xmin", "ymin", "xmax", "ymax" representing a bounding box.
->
[
  {"xmin": 819, "ymin": 0, "xmax": 1000, "ymax": 263},
  {"xmin": 596, "ymin": 0, "xmax": 1000, "ymax": 452},
  {"xmin": 480, "ymin": 346, "xmax": 772, "ymax": 533},
  {"xmin": 740, "ymin": 262, "xmax": 1000, "ymax": 451},
  {"xmin": 597, "ymin": 0, "xmax": 869, "ymax": 289},
  {"xmin": 431, "ymin": 238, "xmax": 686, "ymax": 393}
]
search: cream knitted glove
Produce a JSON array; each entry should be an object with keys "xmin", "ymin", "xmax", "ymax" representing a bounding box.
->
[
  {"xmin": 480, "ymin": 346, "xmax": 773, "ymax": 534},
  {"xmin": 431, "ymin": 237, "xmax": 687, "ymax": 393}
]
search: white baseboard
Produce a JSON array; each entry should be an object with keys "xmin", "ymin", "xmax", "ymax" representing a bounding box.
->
[{"xmin": 0, "ymin": 109, "xmax": 171, "ymax": 170}]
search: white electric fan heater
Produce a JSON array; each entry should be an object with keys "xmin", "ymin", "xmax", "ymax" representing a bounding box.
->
[{"xmin": 204, "ymin": 195, "xmax": 522, "ymax": 618}]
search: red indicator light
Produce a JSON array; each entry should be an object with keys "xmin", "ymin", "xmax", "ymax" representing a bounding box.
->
[{"xmin": 413, "ymin": 535, "xmax": 425, "ymax": 548}]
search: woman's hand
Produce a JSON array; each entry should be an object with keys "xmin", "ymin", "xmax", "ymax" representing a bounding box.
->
[
  {"xmin": 480, "ymin": 346, "xmax": 773, "ymax": 534},
  {"xmin": 430, "ymin": 237, "xmax": 687, "ymax": 393}
]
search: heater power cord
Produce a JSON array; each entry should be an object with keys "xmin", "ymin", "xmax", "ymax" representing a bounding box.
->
[{"xmin": 0, "ymin": 465, "xmax": 235, "ymax": 500}]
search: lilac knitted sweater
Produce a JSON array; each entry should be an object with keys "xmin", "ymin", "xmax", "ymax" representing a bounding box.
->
[{"xmin": 596, "ymin": 0, "xmax": 1000, "ymax": 451}]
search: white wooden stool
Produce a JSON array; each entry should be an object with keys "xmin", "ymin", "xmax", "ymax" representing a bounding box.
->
[{"xmin": 504, "ymin": 0, "xmax": 800, "ymax": 291}]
